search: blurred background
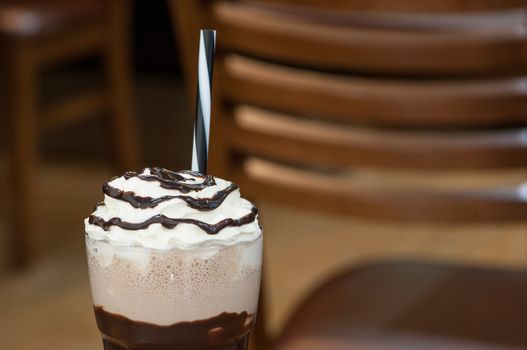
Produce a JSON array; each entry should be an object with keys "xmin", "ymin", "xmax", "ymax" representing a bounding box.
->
[{"xmin": 0, "ymin": 1, "xmax": 527, "ymax": 350}]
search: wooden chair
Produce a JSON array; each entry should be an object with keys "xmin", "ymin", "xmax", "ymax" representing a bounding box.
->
[
  {"xmin": 0, "ymin": 0, "xmax": 141, "ymax": 268},
  {"xmin": 169, "ymin": 1, "xmax": 527, "ymax": 349}
]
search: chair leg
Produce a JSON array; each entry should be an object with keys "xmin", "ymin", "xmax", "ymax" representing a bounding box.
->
[
  {"xmin": 104, "ymin": 0, "xmax": 141, "ymax": 172},
  {"xmin": 5, "ymin": 41, "xmax": 38, "ymax": 269}
]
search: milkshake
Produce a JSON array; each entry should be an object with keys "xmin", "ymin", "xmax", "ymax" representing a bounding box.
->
[{"xmin": 84, "ymin": 168, "xmax": 263, "ymax": 350}]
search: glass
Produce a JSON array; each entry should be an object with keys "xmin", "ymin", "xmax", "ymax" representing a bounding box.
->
[{"xmin": 86, "ymin": 234, "xmax": 263, "ymax": 350}]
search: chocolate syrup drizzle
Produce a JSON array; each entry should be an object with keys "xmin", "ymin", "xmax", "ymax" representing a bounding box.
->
[
  {"xmin": 103, "ymin": 183, "xmax": 239, "ymax": 210},
  {"xmin": 90, "ymin": 168, "xmax": 258, "ymax": 235},
  {"xmin": 94, "ymin": 306, "xmax": 253, "ymax": 349},
  {"xmin": 89, "ymin": 207, "xmax": 258, "ymax": 235},
  {"xmin": 124, "ymin": 168, "xmax": 216, "ymax": 193}
]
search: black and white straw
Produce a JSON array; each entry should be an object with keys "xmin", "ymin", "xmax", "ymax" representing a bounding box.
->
[{"xmin": 191, "ymin": 29, "xmax": 216, "ymax": 175}]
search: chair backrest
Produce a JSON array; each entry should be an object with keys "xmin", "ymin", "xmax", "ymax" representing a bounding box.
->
[
  {"xmin": 170, "ymin": 0, "xmax": 527, "ymax": 223},
  {"xmin": 239, "ymin": 0, "xmax": 527, "ymax": 13}
]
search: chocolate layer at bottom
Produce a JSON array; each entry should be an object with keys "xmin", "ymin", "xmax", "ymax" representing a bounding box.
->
[{"xmin": 94, "ymin": 306, "xmax": 254, "ymax": 350}]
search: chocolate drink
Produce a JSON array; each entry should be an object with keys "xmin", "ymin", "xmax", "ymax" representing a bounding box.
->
[{"xmin": 85, "ymin": 168, "xmax": 263, "ymax": 350}]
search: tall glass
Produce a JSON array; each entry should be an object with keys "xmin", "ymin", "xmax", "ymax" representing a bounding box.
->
[{"xmin": 86, "ymin": 234, "xmax": 263, "ymax": 350}]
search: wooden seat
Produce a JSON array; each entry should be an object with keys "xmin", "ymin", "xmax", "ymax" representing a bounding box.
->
[
  {"xmin": 276, "ymin": 260, "xmax": 527, "ymax": 350},
  {"xmin": 169, "ymin": 1, "xmax": 527, "ymax": 349},
  {"xmin": 1, "ymin": 0, "xmax": 141, "ymax": 268}
]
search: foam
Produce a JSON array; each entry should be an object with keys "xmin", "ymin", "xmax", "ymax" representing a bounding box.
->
[{"xmin": 86, "ymin": 235, "xmax": 263, "ymax": 325}]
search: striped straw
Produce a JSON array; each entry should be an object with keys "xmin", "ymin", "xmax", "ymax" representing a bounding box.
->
[{"xmin": 191, "ymin": 29, "xmax": 216, "ymax": 174}]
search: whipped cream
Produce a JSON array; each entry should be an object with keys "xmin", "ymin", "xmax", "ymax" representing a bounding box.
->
[{"xmin": 84, "ymin": 168, "xmax": 262, "ymax": 250}]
